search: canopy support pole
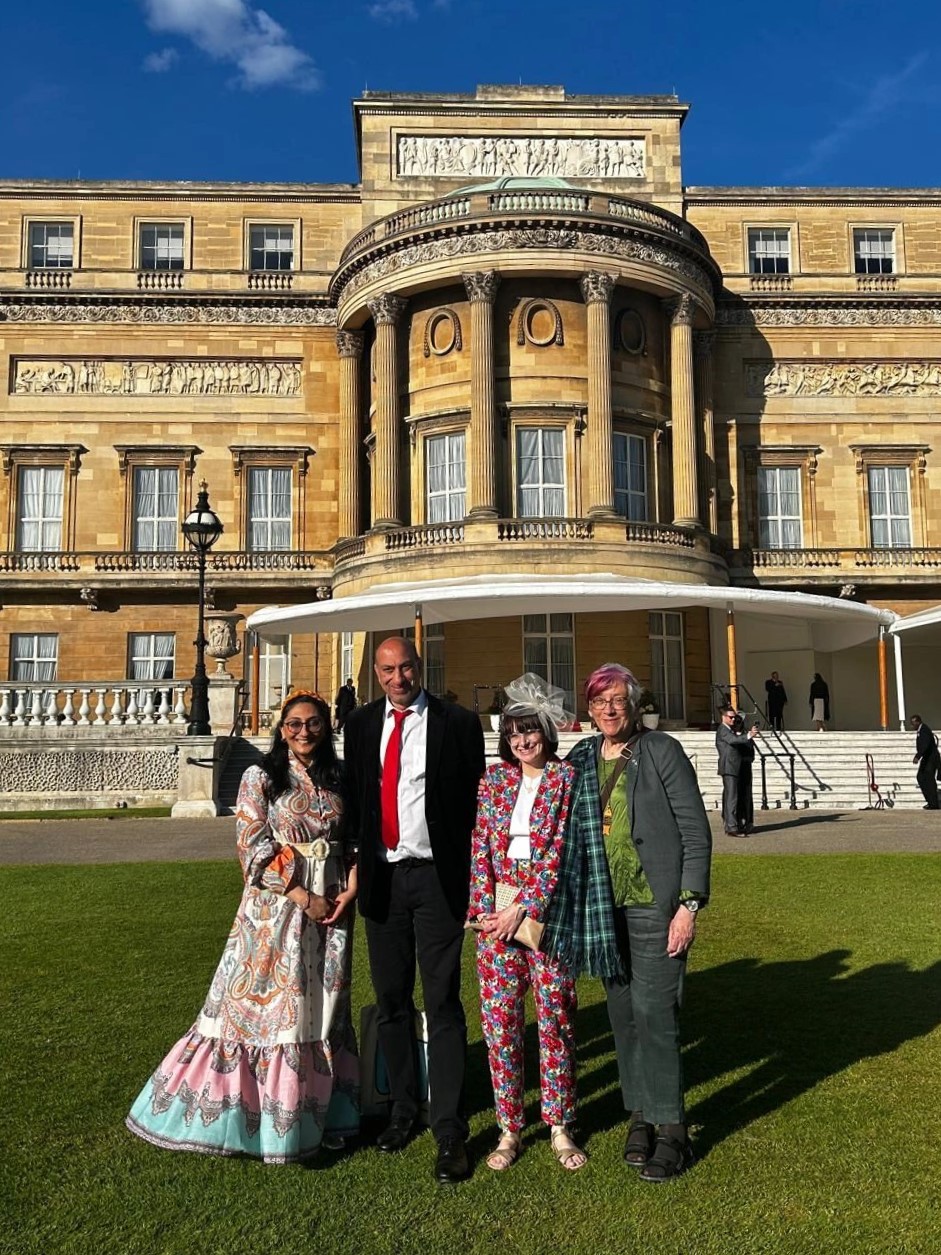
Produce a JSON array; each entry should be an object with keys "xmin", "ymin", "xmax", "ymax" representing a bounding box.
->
[
  {"xmin": 878, "ymin": 626, "xmax": 889, "ymax": 731},
  {"xmin": 414, "ymin": 604, "xmax": 423, "ymax": 658},
  {"xmin": 249, "ymin": 633, "xmax": 260, "ymax": 736},
  {"xmin": 726, "ymin": 607, "xmax": 738, "ymax": 708},
  {"xmin": 893, "ymin": 633, "xmax": 907, "ymax": 730}
]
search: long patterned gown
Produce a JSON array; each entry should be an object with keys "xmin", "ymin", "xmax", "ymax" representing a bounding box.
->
[{"xmin": 126, "ymin": 754, "xmax": 360, "ymax": 1162}]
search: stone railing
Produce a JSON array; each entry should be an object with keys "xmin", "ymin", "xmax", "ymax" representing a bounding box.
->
[
  {"xmin": 25, "ymin": 269, "xmax": 72, "ymax": 289},
  {"xmin": 489, "ymin": 191, "xmax": 591, "ymax": 213},
  {"xmin": 497, "ymin": 518, "xmax": 594, "ymax": 541},
  {"xmin": 749, "ymin": 274, "xmax": 792, "ymax": 292},
  {"xmin": 854, "ymin": 546, "xmax": 941, "ymax": 568},
  {"xmin": 625, "ymin": 521, "xmax": 696, "ymax": 548},
  {"xmin": 333, "ymin": 536, "xmax": 366, "ymax": 562},
  {"xmin": 384, "ymin": 198, "xmax": 471, "ymax": 237},
  {"xmin": 385, "ymin": 523, "xmax": 465, "ymax": 551},
  {"xmin": 0, "ymin": 549, "xmax": 332, "ymax": 575},
  {"xmin": 729, "ymin": 546, "xmax": 941, "ymax": 571},
  {"xmin": 247, "ymin": 272, "xmax": 294, "ymax": 291},
  {"xmin": 0, "ymin": 682, "xmax": 191, "ymax": 729},
  {"xmin": 137, "ymin": 271, "xmax": 184, "ymax": 290},
  {"xmin": 856, "ymin": 274, "xmax": 898, "ymax": 291}
]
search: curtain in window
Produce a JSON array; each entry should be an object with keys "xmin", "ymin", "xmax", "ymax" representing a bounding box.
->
[
  {"xmin": 426, "ymin": 434, "xmax": 465, "ymax": 523},
  {"xmin": 614, "ymin": 434, "xmax": 648, "ymax": 521},
  {"xmin": 17, "ymin": 466, "xmax": 63, "ymax": 551},
  {"xmin": 517, "ymin": 429, "xmax": 564, "ymax": 517},
  {"xmin": 248, "ymin": 467, "xmax": 291, "ymax": 550},
  {"xmin": 11, "ymin": 633, "xmax": 58, "ymax": 681},
  {"xmin": 869, "ymin": 466, "xmax": 911, "ymax": 548},
  {"xmin": 133, "ymin": 467, "xmax": 179, "ymax": 552}
]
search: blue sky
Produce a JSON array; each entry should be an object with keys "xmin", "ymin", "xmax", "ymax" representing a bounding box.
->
[{"xmin": 2, "ymin": 0, "xmax": 939, "ymax": 188}]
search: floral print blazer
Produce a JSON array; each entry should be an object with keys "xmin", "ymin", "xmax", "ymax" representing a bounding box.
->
[{"xmin": 468, "ymin": 758, "xmax": 576, "ymax": 923}]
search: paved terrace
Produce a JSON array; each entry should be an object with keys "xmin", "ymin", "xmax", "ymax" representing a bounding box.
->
[{"xmin": 1, "ymin": 809, "xmax": 938, "ymax": 865}]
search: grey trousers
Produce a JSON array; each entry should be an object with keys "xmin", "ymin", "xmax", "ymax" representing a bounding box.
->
[
  {"xmin": 721, "ymin": 773, "xmax": 740, "ymax": 832},
  {"xmin": 602, "ymin": 906, "xmax": 686, "ymax": 1125}
]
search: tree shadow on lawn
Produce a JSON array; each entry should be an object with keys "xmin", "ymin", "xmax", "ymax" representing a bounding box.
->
[{"xmin": 569, "ymin": 950, "xmax": 941, "ymax": 1155}]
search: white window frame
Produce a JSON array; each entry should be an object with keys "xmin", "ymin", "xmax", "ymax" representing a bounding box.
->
[
  {"xmin": 747, "ymin": 227, "xmax": 791, "ymax": 275},
  {"xmin": 247, "ymin": 466, "xmax": 293, "ymax": 551},
  {"xmin": 425, "ymin": 431, "xmax": 466, "ymax": 523},
  {"xmin": 613, "ymin": 432, "xmax": 648, "ymax": 521},
  {"xmin": 138, "ymin": 222, "xmax": 186, "ymax": 271},
  {"xmin": 522, "ymin": 613, "xmax": 575, "ymax": 714},
  {"xmin": 132, "ymin": 465, "xmax": 180, "ymax": 553},
  {"xmin": 247, "ymin": 222, "xmax": 297, "ymax": 272},
  {"xmin": 27, "ymin": 221, "xmax": 75, "ymax": 269},
  {"xmin": 649, "ymin": 611, "xmax": 686, "ymax": 722},
  {"xmin": 259, "ymin": 638, "xmax": 291, "ymax": 711},
  {"xmin": 340, "ymin": 632, "xmax": 355, "ymax": 688},
  {"xmin": 515, "ymin": 427, "xmax": 566, "ymax": 518},
  {"xmin": 853, "ymin": 227, "xmax": 895, "ymax": 275},
  {"xmin": 757, "ymin": 465, "xmax": 803, "ymax": 549},
  {"xmin": 128, "ymin": 632, "xmax": 175, "ymax": 707},
  {"xmin": 10, "ymin": 633, "xmax": 59, "ymax": 682},
  {"xmin": 867, "ymin": 465, "xmax": 912, "ymax": 548},
  {"xmin": 422, "ymin": 623, "xmax": 445, "ymax": 697},
  {"xmin": 15, "ymin": 464, "xmax": 64, "ymax": 552}
]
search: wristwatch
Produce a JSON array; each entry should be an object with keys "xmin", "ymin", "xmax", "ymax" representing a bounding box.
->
[{"xmin": 681, "ymin": 898, "xmax": 702, "ymax": 915}]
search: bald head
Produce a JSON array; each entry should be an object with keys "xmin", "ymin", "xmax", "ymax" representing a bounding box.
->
[{"xmin": 375, "ymin": 636, "xmax": 422, "ymax": 709}]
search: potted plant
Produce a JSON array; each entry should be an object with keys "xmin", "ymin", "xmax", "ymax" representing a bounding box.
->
[
  {"xmin": 486, "ymin": 689, "xmax": 506, "ymax": 732},
  {"xmin": 637, "ymin": 689, "xmax": 660, "ymax": 730}
]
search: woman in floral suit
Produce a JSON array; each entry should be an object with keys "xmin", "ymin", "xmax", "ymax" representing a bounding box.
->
[{"xmin": 468, "ymin": 674, "xmax": 584, "ymax": 1172}]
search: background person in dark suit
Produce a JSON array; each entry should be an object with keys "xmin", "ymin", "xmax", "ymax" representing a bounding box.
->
[
  {"xmin": 716, "ymin": 704, "xmax": 759, "ymax": 836},
  {"xmin": 764, "ymin": 671, "xmax": 788, "ymax": 731},
  {"xmin": 343, "ymin": 636, "xmax": 485, "ymax": 1183},
  {"xmin": 334, "ymin": 677, "xmax": 356, "ymax": 730},
  {"xmin": 910, "ymin": 714, "xmax": 940, "ymax": 809}
]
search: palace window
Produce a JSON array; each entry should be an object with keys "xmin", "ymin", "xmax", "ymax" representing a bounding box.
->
[
  {"xmin": 128, "ymin": 632, "xmax": 175, "ymax": 707},
  {"xmin": 649, "ymin": 611, "xmax": 685, "ymax": 721},
  {"xmin": 28, "ymin": 222, "xmax": 74, "ymax": 269},
  {"xmin": 10, "ymin": 633, "xmax": 58, "ymax": 683},
  {"xmin": 426, "ymin": 432, "xmax": 466, "ymax": 523},
  {"xmin": 516, "ymin": 428, "xmax": 565, "ymax": 518},
  {"xmin": 340, "ymin": 633, "xmax": 355, "ymax": 687},
  {"xmin": 748, "ymin": 228, "xmax": 790, "ymax": 275},
  {"xmin": 139, "ymin": 223, "xmax": 185, "ymax": 271},
  {"xmin": 259, "ymin": 638, "xmax": 291, "ymax": 711},
  {"xmin": 613, "ymin": 432, "xmax": 648, "ymax": 521},
  {"xmin": 249, "ymin": 224, "xmax": 294, "ymax": 271},
  {"xmin": 757, "ymin": 466, "xmax": 803, "ymax": 548},
  {"xmin": 132, "ymin": 466, "xmax": 179, "ymax": 552},
  {"xmin": 522, "ymin": 613, "xmax": 575, "ymax": 713},
  {"xmin": 15, "ymin": 465, "xmax": 64, "ymax": 551},
  {"xmin": 868, "ymin": 466, "xmax": 912, "ymax": 548},
  {"xmin": 247, "ymin": 466, "xmax": 292, "ymax": 551},
  {"xmin": 853, "ymin": 228, "xmax": 894, "ymax": 275}
]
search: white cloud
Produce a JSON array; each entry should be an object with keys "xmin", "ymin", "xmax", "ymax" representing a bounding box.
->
[
  {"xmin": 141, "ymin": 0, "xmax": 319, "ymax": 91},
  {"xmin": 789, "ymin": 54, "xmax": 929, "ymax": 178},
  {"xmin": 143, "ymin": 47, "xmax": 179, "ymax": 73},
  {"xmin": 369, "ymin": 0, "xmax": 419, "ymax": 21}
]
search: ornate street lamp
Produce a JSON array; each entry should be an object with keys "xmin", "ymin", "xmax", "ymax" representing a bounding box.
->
[{"xmin": 182, "ymin": 480, "xmax": 224, "ymax": 736}]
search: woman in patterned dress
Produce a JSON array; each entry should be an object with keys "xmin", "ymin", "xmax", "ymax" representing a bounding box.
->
[
  {"xmin": 126, "ymin": 691, "xmax": 360, "ymax": 1163},
  {"xmin": 467, "ymin": 674, "xmax": 583, "ymax": 1172}
]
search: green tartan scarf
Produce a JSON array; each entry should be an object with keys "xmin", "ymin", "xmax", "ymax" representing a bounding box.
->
[{"xmin": 542, "ymin": 736, "xmax": 625, "ymax": 979}]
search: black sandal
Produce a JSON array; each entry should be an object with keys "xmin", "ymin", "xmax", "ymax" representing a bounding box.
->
[
  {"xmin": 639, "ymin": 1134, "xmax": 694, "ymax": 1183},
  {"xmin": 623, "ymin": 1120, "xmax": 654, "ymax": 1168}
]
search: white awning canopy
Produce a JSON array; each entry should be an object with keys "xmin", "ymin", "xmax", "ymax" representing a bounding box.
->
[
  {"xmin": 247, "ymin": 574, "xmax": 895, "ymax": 653},
  {"xmin": 888, "ymin": 603, "xmax": 941, "ymax": 638}
]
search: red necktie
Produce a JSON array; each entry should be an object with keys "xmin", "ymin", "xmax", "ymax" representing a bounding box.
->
[{"xmin": 381, "ymin": 709, "xmax": 412, "ymax": 850}]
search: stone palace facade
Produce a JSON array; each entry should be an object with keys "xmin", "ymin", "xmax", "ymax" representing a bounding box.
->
[{"xmin": 1, "ymin": 84, "xmax": 939, "ymax": 731}]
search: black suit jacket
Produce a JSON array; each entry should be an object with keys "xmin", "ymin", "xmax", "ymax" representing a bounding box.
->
[
  {"xmin": 715, "ymin": 721, "xmax": 754, "ymax": 777},
  {"xmin": 343, "ymin": 692, "xmax": 486, "ymax": 923}
]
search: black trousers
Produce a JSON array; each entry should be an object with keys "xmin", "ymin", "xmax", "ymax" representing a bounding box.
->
[
  {"xmin": 365, "ymin": 860, "xmax": 468, "ymax": 1140},
  {"xmin": 721, "ymin": 770, "xmax": 753, "ymax": 832},
  {"xmin": 768, "ymin": 707, "xmax": 785, "ymax": 731},
  {"xmin": 916, "ymin": 754, "xmax": 940, "ymax": 808}
]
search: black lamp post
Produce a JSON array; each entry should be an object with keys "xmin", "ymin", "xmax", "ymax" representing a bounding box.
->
[{"xmin": 182, "ymin": 480, "xmax": 224, "ymax": 736}]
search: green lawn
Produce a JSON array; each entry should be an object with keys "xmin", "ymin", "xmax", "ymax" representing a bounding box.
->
[{"xmin": 3, "ymin": 855, "xmax": 941, "ymax": 1255}]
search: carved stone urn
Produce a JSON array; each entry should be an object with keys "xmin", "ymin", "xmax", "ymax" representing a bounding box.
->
[{"xmin": 205, "ymin": 612, "xmax": 244, "ymax": 677}]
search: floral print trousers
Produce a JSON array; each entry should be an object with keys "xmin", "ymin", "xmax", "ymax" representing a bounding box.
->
[{"xmin": 476, "ymin": 935, "xmax": 578, "ymax": 1132}]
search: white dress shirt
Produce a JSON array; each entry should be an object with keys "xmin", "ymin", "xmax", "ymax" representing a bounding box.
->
[
  {"xmin": 378, "ymin": 689, "xmax": 432, "ymax": 861},
  {"xmin": 506, "ymin": 771, "xmax": 542, "ymax": 861}
]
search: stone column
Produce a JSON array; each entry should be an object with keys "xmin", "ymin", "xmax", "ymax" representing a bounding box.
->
[
  {"xmin": 367, "ymin": 293, "xmax": 407, "ymax": 529},
  {"xmin": 694, "ymin": 330, "xmax": 717, "ymax": 533},
  {"xmin": 462, "ymin": 271, "xmax": 500, "ymax": 518},
  {"xmin": 668, "ymin": 293, "xmax": 700, "ymax": 529},
  {"xmin": 336, "ymin": 329, "xmax": 365, "ymax": 538},
  {"xmin": 580, "ymin": 271, "xmax": 617, "ymax": 518}
]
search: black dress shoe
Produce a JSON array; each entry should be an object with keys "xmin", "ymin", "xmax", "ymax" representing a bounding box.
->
[
  {"xmin": 639, "ymin": 1134, "xmax": 694, "ymax": 1183},
  {"xmin": 376, "ymin": 1115, "xmax": 414, "ymax": 1153},
  {"xmin": 434, "ymin": 1135, "xmax": 470, "ymax": 1183}
]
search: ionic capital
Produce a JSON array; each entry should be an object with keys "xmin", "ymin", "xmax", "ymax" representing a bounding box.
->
[
  {"xmin": 462, "ymin": 271, "xmax": 501, "ymax": 304},
  {"xmin": 580, "ymin": 271, "xmax": 616, "ymax": 305},
  {"xmin": 367, "ymin": 293, "xmax": 408, "ymax": 326}
]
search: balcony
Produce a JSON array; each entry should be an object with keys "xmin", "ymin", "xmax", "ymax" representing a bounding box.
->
[
  {"xmin": 332, "ymin": 516, "xmax": 723, "ymax": 595},
  {"xmin": 0, "ymin": 681, "xmax": 192, "ymax": 732},
  {"xmin": 728, "ymin": 546, "xmax": 941, "ymax": 586}
]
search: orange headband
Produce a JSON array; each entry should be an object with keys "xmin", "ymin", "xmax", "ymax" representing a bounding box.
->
[{"xmin": 280, "ymin": 688, "xmax": 327, "ymax": 713}]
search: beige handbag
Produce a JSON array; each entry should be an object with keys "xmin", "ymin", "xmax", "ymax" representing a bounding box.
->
[{"xmin": 466, "ymin": 881, "xmax": 544, "ymax": 952}]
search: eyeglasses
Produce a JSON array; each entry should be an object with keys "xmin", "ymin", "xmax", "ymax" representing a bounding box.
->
[
  {"xmin": 588, "ymin": 697, "xmax": 630, "ymax": 712},
  {"xmin": 508, "ymin": 731, "xmax": 542, "ymax": 743},
  {"xmin": 283, "ymin": 717, "xmax": 324, "ymax": 733}
]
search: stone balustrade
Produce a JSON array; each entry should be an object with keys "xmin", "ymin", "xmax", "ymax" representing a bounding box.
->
[
  {"xmin": 0, "ymin": 682, "xmax": 192, "ymax": 730},
  {"xmin": 25, "ymin": 269, "xmax": 72, "ymax": 289},
  {"xmin": 137, "ymin": 271, "xmax": 184, "ymax": 290},
  {"xmin": 729, "ymin": 546, "xmax": 941, "ymax": 577},
  {"xmin": 385, "ymin": 523, "xmax": 465, "ymax": 550},
  {"xmin": 497, "ymin": 517, "xmax": 594, "ymax": 541},
  {"xmin": 0, "ymin": 549, "xmax": 331, "ymax": 576}
]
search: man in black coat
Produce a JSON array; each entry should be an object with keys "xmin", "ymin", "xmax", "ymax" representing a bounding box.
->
[
  {"xmin": 716, "ymin": 704, "xmax": 759, "ymax": 835},
  {"xmin": 333, "ymin": 677, "xmax": 356, "ymax": 730},
  {"xmin": 764, "ymin": 671, "xmax": 788, "ymax": 731},
  {"xmin": 343, "ymin": 636, "xmax": 485, "ymax": 1182},
  {"xmin": 911, "ymin": 714, "xmax": 940, "ymax": 809}
]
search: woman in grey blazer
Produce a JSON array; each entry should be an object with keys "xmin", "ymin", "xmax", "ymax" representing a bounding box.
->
[{"xmin": 543, "ymin": 662, "xmax": 711, "ymax": 1183}]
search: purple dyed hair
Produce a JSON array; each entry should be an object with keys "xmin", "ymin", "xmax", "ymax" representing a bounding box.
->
[{"xmin": 584, "ymin": 662, "xmax": 641, "ymax": 709}]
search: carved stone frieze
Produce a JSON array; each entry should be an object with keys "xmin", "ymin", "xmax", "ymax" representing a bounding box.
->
[
  {"xmin": 580, "ymin": 271, "xmax": 616, "ymax": 304},
  {"xmin": 0, "ymin": 299, "xmax": 336, "ymax": 326},
  {"xmin": 367, "ymin": 293, "xmax": 408, "ymax": 325},
  {"xmin": 13, "ymin": 357, "xmax": 302, "ymax": 398},
  {"xmin": 717, "ymin": 303, "xmax": 941, "ymax": 328},
  {"xmin": 747, "ymin": 359, "xmax": 941, "ymax": 398},
  {"xmin": 396, "ymin": 134, "xmax": 645, "ymax": 180},
  {"xmin": 335, "ymin": 329, "xmax": 365, "ymax": 358},
  {"xmin": 462, "ymin": 271, "xmax": 501, "ymax": 304},
  {"xmin": 340, "ymin": 229, "xmax": 713, "ymax": 304}
]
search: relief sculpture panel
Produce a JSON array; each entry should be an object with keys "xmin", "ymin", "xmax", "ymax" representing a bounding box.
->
[
  {"xmin": 397, "ymin": 134, "xmax": 645, "ymax": 180},
  {"xmin": 747, "ymin": 359, "xmax": 941, "ymax": 397},
  {"xmin": 12, "ymin": 358, "xmax": 302, "ymax": 397}
]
